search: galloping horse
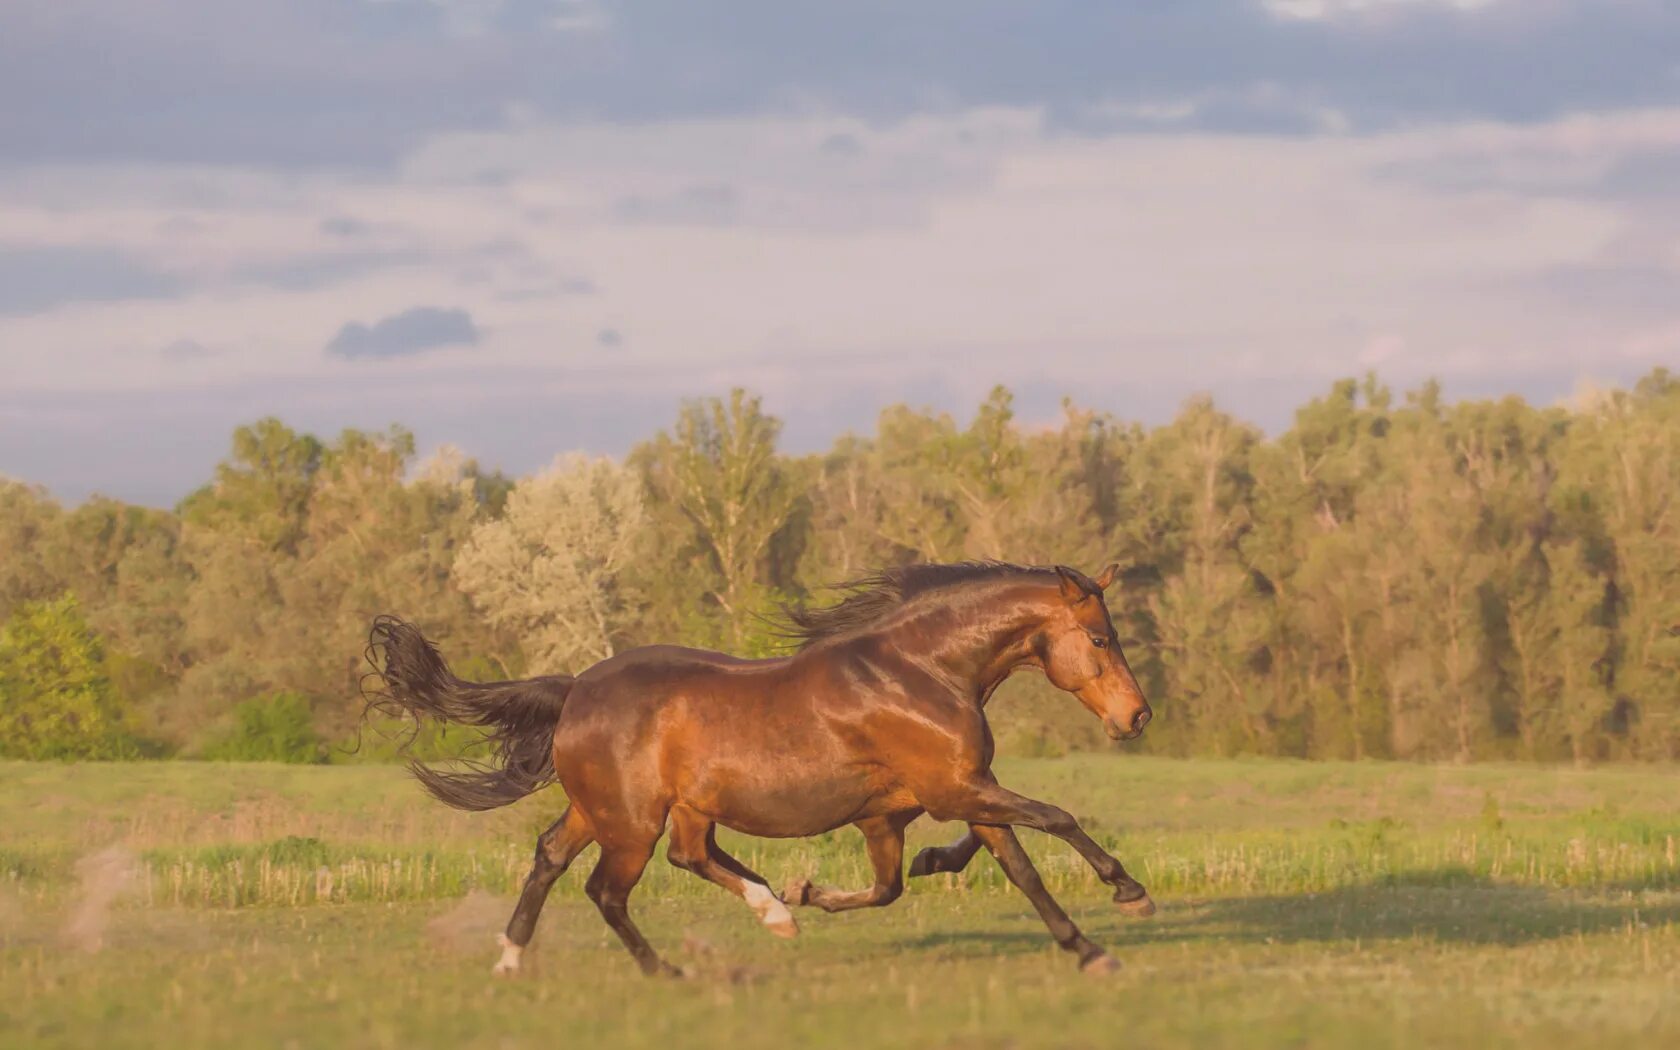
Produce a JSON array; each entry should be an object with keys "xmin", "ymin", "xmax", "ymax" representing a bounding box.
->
[{"xmin": 364, "ymin": 561, "xmax": 1156, "ymax": 976}]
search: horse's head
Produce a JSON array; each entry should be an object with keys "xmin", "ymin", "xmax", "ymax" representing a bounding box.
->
[{"xmin": 1036, "ymin": 564, "xmax": 1152, "ymax": 741}]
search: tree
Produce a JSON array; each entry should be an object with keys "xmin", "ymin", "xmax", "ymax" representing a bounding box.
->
[
  {"xmin": 0, "ymin": 480, "xmax": 67, "ymax": 621},
  {"xmin": 454, "ymin": 454, "xmax": 647, "ymax": 673},
  {"xmin": 1135, "ymin": 396, "xmax": 1269, "ymax": 755},
  {"xmin": 638, "ymin": 390, "xmax": 802, "ymax": 649},
  {"xmin": 0, "ymin": 595, "xmax": 136, "ymax": 759},
  {"xmin": 3, "ymin": 368, "xmax": 1678, "ymax": 765}
]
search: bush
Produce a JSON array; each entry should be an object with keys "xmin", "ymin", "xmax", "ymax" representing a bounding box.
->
[
  {"xmin": 0, "ymin": 594, "xmax": 140, "ymax": 760},
  {"xmin": 201, "ymin": 692, "xmax": 325, "ymax": 764}
]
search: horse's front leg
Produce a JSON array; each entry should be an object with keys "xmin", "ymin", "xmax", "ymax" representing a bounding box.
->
[
  {"xmin": 923, "ymin": 776, "xmax": 1155, "ymax": 916},
  {"xmin": 970, "ymin": 823, "xmax": 1118, "ymax": 974},
  {"xmin": 785, "ymin": 812, "xmax": 914, "ymax": 913}
]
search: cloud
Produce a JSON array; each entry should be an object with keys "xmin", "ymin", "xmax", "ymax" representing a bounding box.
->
[
  {"xmin": 5, "ymin": 105, "xmax": 1676, "ymax": 399},
  {"xmin": 613, "ymin": 184, "xmax": 740, "ymax": 226},
  {"xmin": 1504, "ymin": 263, "xmax": 1680, "ymax": 318},
  {"xmin": 318, "ymin": 216, "xmax": 371, "ymax": 238},
  {"xmin": 232, "ymin": 249, "xmax": 430, "ymax": 293},
  {"xmin": 158, "ymin": 338, "xmax": 219, "ymax": 360},
  {"xmin": 1262, "ymin": 0, "xmax": 1500, "ymax": 21},
  {"xmin": 0, "ymin": 244, "xmax": 182, "ymax": 314},
  {"xmin": 1598, "ymin": 147, "xmax": 1680, "ymax": 201},
  {"xmin": 325, "ymin": 306, "xmax": 479, "ymax": 359},
  {"xmin": 4, "ymin": 2, "xmax": 1679, "ymax": 169}
]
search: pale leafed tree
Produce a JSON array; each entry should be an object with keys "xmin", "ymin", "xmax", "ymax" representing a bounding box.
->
[
  {"xmin": 453, "ymin": 454, "xmax": 647, "ymax": 674},
  {"xmin": 414, "ymin": 443, "xmax": 471, "ymax": 488}
]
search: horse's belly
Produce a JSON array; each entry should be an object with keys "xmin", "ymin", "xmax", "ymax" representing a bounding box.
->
[
  {"xmin": 681, "ymin": 754, "xmax": 903, "ymax": 838},
  {"xmin": 706, "ymin": 780, "xmax": 878, "ymax": 838}
]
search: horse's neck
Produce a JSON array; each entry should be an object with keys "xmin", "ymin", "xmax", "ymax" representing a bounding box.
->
[{"xmin": 892, "ymin": 587, "xmax": 1049, "ymax": 705}]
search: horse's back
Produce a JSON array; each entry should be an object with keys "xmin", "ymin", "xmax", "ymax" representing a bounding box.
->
[
  {"xmin": 577, "ymin": 643, "xmax": 788, "ymax": 678},
  {"xmin": 553, "ymin": 641, "xmax": 896, "ymax": 835},
  {"xmin": 559, "ymin": 642, "xmax": 809, "ymax": 744}
]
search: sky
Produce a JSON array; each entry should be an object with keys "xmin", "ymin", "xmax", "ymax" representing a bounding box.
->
[{"xmin": 1, "ymin": 1, "xmax": 1677, "ymax": 507}]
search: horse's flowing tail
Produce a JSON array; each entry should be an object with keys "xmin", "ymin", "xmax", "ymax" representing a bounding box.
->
[{"xmin": 361, "ymin": 615, "xmax": 572, "ymax": 811}]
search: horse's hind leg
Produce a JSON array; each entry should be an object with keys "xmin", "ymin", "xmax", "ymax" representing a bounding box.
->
[
  {"xmin": 907, "ymin": 827, "xmax": 982, "ymax": 879},
  {"xmin": 496, "ymin": 806, "xmax": 594, "ymax": 975},
  {"xmin": 666, "ymin": 805, "xmax": 798, "ymax": 938},
  {"xmin": 586, "ymin": 837, "xmax": 678, "ymax": 977},
  {"xmin": 786, "ymin": 813, "xmax": 913, "ymax": 913}
]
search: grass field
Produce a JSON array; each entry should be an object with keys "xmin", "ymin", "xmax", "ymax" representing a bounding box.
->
[{"xmin": 2, "ymin": 756, "xmax": 1678, "ymax": 1049}]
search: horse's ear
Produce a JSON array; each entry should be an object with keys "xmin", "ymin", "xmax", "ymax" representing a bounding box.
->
[
  {"xmin": 1054, "ymin": 565, "xmax": 1090, "ymax": 603},
  {"xmin": 1094, "ymin": 563, "xmax": 1120, "ymax": 592}
]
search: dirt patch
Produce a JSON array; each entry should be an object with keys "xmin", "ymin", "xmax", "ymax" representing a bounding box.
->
[
  {"xmin": 425, "ymin": 889, "xmax": 510, "ymax": 954},
  {"xmin": 61, "ymin": 846, "xmax": 140, "ymax": 953}
]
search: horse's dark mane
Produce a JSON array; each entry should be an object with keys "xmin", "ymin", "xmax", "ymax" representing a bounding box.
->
[{"xmin": 781, "ymin": 561, "xmax": 1071, "ymax": 649}]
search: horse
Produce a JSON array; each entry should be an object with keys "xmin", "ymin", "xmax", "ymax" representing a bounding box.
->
[{"xmin": 363, "ymin": 560, "xmax": 1156, "ymax": 977}]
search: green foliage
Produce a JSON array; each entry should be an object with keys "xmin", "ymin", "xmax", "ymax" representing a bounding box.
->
[
  {"xmin": 200, "ymin": 692, "xmax": 325, "ymax": 764},
  {"xmin": 637, "ymin": 388, "xmax": 805, "ymax": 648},
  {"xmin": 0, "ymin": 594, "xmax": 138, "ymax": 759},
  {"xmin": 3, "ymin": 370, "xmax": 1679, "ymax": 763}
]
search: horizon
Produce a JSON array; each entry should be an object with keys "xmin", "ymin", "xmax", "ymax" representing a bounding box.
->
[{"xmin": 1, "ymin": 368, "xmax": 1654, "ymax": 510}]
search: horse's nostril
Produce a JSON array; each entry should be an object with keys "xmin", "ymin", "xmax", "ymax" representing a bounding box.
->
[{"xmin": 1132, "ymin": 708, "xmax": 1152, "ymax": 732}]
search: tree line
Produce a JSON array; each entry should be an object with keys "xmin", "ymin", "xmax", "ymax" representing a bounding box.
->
[{"xmin": 3, "ymin": 371, "xmax": 1677, "ymax": 763}]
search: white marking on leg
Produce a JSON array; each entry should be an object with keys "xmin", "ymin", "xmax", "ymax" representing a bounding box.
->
[
  {"xmin": 742, "ymin": 881, "xmax": 798, "ymax": 938},
  {"xmin": 493, "ymin": 933, "xmax": 523, "ymax": 975}
]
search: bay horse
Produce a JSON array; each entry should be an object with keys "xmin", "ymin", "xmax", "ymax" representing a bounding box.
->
[{"xmin": 364, "ymin": 561, "xmax": 1156, "ymax": 977}]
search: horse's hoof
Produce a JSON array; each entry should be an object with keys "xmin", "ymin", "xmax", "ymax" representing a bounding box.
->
[
  {"xmin": 765, "ymin": 914, "xmax": 801, "ymax": 939},
  {"xmin": 1114, "ymin": 891, "xmax": 1156, "ymax": 918},
  {"xmin": 492, "ymin": 934, "xmax": 523, "ymax": 976},
  {"xmin": 907, "ymin": 849, "xmax": 939, "ymax": 878},
  {"xmin": 1079, "ymin": 952, "xmax": 1121, "ymax": 976},
  {"xmin": 783, "ymin": 877, "xmax": 814, "ymax": 906},
  {"xmin": 642, "ymin": 960, "xmax": 688, "ymax": 979}
]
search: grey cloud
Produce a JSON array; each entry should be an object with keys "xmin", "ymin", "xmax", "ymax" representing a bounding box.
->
[
  {"xmin": 614, "ymin": 184, "xmax": 740, "ymax": 226},
  {"xmin": 493, "ymin": 273, "xmax": 597, "ymax": 302},
  {"xmin": 1505, "ymin": 264, "xmax": 1680, "ymax": 319},
  {"xmin": 819, "ymin": 132, "xmax": 865, "ymax": 158},
  {"xmin": 319, "ymin": 216, "xmax": 371, "ymax": 238},
  {"xmin": 1371, "ymin": 139, "xmax": 1680, "ymax": 216},
  {"xmin": 5, "ymin": 2, "xmax": 1678, "ymax": 169},
  {"xmin": 1598, "ymin": 148, "xmax": 1680, "ymax": 201},
  {"xmin": 325, "ymin": 306, "xmax": 479, "ymax": 359},
  {"xmin": 158, "ymin": 338, "xmax": 220, "ymax": 360},
  {"xmin": 233, "ymin": 249, "xmax": 429, "ymax": 292},
  {"xmin": 0, "ymin": 245, "xmax": 183, "ymax": 315}
]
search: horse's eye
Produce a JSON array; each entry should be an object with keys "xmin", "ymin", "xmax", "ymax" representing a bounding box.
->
[{"xmin": 1090, "ymin": 635, "xmax": 1108, "ymax": 649}]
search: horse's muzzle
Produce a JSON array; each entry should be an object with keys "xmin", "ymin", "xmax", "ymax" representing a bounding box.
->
[{"xmin": 1105, "ymin": 708, "xmax": 1151, "ymax": 741}]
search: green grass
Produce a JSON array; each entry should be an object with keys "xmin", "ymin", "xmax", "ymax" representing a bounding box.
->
[{"xmin": 2, "ymin": 756, "xmax": 1679, "ymax": 1048}]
